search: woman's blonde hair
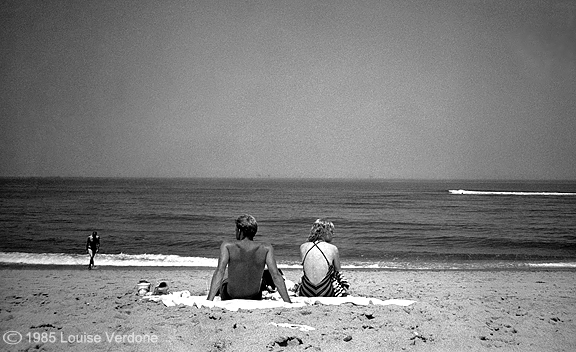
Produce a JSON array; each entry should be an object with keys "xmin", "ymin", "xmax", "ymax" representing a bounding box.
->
[{"xmin": 308, "ymin": 219, "xmax": 334, "ymax": 242}]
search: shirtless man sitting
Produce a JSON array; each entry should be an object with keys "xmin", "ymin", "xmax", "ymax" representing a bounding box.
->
[{"xmin": 207, "ymin": 215, "xmax": 291, "ymax": 303}]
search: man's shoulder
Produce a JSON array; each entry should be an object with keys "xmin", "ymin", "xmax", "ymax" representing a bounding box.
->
[
  {"xmin": 236, "ymin": 240, "xmax": 273, "ymax": 251},
  {"xmin": 248, "ymin": 239, "xmax": 272, "ymax": 248},
  {"xmin": 249, "ymin": 241, "xmax": 273, "ymax": 250},
  {"xmin": 222, "ymin": 239, "xmax": 273, "ymax": 248},
  {"xmin": 221, "ymin": 240, "xmax": 268, "ymax": 247},
  {"xmin": 221, "ymin": 240, "xmax": 235, "ymax": 247},
  {"xmin": 260, "ymin": 242, "xmax": 273, "ymax": 251}
]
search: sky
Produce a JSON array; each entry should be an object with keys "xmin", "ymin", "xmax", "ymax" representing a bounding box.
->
[{"xmin": 1, "ymin": 0, "xmax": 575, "ymax": 180}]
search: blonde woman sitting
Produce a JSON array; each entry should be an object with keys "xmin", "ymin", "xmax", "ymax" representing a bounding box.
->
[{"xmin": 298, "ymin": 219, "xmax": 349, "ymax": 297}]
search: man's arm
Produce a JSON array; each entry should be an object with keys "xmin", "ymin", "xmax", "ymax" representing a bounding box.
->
[
  {"xmin": 264, "ymin": 245, "xmax": 291, "ymax": 303},
  {"xmin": 95, "ymin": 237, "xmax": 100, "ymax": 252},
  {"xmin": 207, "ymin": 242, "xmax": 230, "ymax": 301}
]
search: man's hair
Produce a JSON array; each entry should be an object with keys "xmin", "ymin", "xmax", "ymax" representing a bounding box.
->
[
  {"xmin": 308, "ymin": 219, "xmax": 334, "ymax": 242},
  {"xmin": 236, "ymin": 215, "xmax": 258, "ymax": 239}
]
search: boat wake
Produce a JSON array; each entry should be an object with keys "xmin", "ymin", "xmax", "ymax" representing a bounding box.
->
[{"xmin": 448, "ymin": 189, "xmax": 576, "ymax": 196}]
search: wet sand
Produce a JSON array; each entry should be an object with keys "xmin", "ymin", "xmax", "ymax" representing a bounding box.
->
[{"xmin": 1, "ymin": 267, "xmax": 574, "ymax": 351}]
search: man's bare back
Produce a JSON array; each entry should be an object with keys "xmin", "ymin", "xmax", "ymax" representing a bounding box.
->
[
  {"xmin": 207, "ymin": 215, "xmax": 291, "ymax": 303},
  {"xmin": 223, "ymin": 240, "xmax": 269, "ymax": 298}
]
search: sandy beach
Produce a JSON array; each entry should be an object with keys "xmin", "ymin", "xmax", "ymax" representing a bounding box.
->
[{"xmin": 1, "ymin": 267, "xmax": 574, "ymax": 352}]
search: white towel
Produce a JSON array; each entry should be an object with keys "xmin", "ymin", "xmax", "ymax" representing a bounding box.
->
[{"xmin": 144, "ymin": 292, "xmax": 416, "ymax": 312}]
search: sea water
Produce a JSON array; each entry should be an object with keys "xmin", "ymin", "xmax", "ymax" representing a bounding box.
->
[{"xmin": 1, "ymin": 178, "xmax": 575, "ymax": 270}]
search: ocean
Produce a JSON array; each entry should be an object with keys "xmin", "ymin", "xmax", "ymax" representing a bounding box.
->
[{"xmin": 1, "ymin": 178, "xmax": 575, "ymax": 270}]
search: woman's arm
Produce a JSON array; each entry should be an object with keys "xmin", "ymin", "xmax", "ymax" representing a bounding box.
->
[
  {"xmin": 332, "ymin": 245, "xmax": 342, "ymax": 272},
  {"xmin": 299, "ymin": 243, "xmax": 309, "ymax": 262}
]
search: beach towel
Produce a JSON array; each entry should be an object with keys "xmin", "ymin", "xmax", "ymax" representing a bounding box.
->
[{"xmin": 144, "ymin": 291, "xmax": 416, "ymax": 312}]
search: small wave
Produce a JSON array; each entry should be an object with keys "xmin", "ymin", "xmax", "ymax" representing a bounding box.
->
[
  {"xmin": 344, "ymin": 260, "xmax": 576, "ymax": 270},
  {"xmin": 1, "ymin": 252, "xmax": 575, "ymax": 270},
  {"xmin": 0, "ymin": 252, "xmax": 218, "ymax": 267},
  {"xmin": 0, "ymin": 252, "xmax": 424, "ymax": 269},
  {"xmin": 448, "ymin": 189, "xmax": 576, "ymax": 196}
]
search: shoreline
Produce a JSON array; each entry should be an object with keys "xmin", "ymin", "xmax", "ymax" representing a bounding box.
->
[
  {"xmin": 3, "ymin": 251, "xmax": 576, "ymax": 271},
  {"xmin": 0, "ymin": 262, "xmax": 576, "ymax": 273},
  {"xmin": 1, "ymin": 267, "xmax": 574, "ymax": 351},
  {"xmin": 2, "ymin": 263, "xmax": 576, "ymax": 272},
  {"xmin": 3, "ymin": 263, "xmax": 576, "ymax": 272}
]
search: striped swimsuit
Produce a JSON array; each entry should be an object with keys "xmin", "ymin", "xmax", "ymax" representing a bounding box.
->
[{"xmin": 298, "ymin": 242, "xmax": 336, "ymax": 297}]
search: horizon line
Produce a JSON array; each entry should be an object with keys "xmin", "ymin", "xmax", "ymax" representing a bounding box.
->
[{"xmin": 1, "ymin": 176, "xmax": 575, "ymax": 182}]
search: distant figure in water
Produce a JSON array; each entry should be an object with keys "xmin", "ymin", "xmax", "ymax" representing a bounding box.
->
[
  {"xmin": 298, "ymin": 219, "xmax": 349, "ymax": 297},
  {"xmin": 86, "ymin": 231, "xmax": 100, "ymax": 269},
  {"xmin": 207, "ymin": 215, "xmax": 291, "ymax": 303}
]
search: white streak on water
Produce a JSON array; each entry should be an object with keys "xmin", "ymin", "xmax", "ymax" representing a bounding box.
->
[
  {"xmin": 448, "ymin": 189, "xmax": 576, "ymax": 196},
  {"xmin": 2, "ymin": 252, "xmax": 575, "ymax": 270}
]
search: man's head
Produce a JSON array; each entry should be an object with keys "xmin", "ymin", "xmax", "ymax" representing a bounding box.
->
[
  {"xmin": 92, "ymin": 231, "xmax": 97, "ymax": 237},
  {"xmin": 235, "ymin": 215, "xmax": 258, "ymax": 239},
  {"xmin": 308, "ymin": 219, "xmax": 334, "ymax": 242}
]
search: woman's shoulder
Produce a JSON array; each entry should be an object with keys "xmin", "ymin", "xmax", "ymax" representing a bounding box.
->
[
  {"xmin": 320, "ymin": 242, "xmax": 338, "ymax": 253},
  {"xmin": 300, "ymin": 241, "xmax": 337, "ymax": 251},
  {"xmin": 300, "ymin": 242, "xmax": 312, "ymax": 251}
]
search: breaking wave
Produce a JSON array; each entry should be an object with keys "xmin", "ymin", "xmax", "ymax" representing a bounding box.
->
[{"xmin": 1, "ymin": 252, "xmax": 574, "ymax": 270}]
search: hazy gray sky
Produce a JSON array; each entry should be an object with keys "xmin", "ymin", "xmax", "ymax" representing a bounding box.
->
[{"xmin": 2, "ymin": 0, "xmax": 575, "ymax": 179}]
